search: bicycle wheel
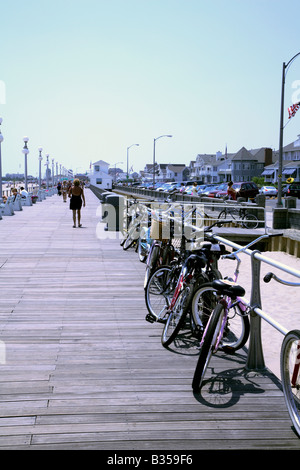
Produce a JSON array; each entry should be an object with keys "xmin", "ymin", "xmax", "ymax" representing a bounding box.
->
[
  {"xmin": 123, "ymin": 232, "xmax": 136, "ymax": 250},
  {"xmin": 191, "ymin": 284, "xmax": 219, "ymax": 335},
  {"xmin": 280, "ymin": 329, "xmax": 300, "ymax": 437},
  {"xmin": 242, "ymin": 213, "xmax": 258, "ymax": 229},
  {"xmin": 222, "ymin": 302, "xmax": 250, "ymax": 352},
  {"xmin": 138, "ymin": 237, "xmax": 148, "ymax": 262},
  {"xmin": 145, "ymin": 266, "xmax": 173, "ymax": 320},
  {"xmin": 161, "ymin": 285, "xmax": 192, "ymax": 347},
  {"xmin": 192, "ymin": 303, "xmax": 225, "ymax": 392},
  {"xmin": 144, "ymin": 244, "xmax": 160, "ymax": 288},
  {"xmin": 192, "ymin": 284, "xmax": 249, "ymax": 351},
  {"xmin": 217, "ymin": 210, "xmax": 227, "ymax": 226}
]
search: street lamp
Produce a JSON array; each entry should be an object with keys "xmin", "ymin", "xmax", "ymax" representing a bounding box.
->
[
  {"xmin": 46, "ymin": 154, "xmax": 50, "ymax": 189},
  {"xmin": 127, "ymin": 144, "xmax": 139, "ymax": 181},
  {"xmin": 52, "ymin": 158, "xmax": 55, "ymax": 187},
  {"xmin": 277, "ymin": 52, "xmax": 300, "ymax": 207},
  {"xmin": 0, "ymin": 118, "xmax": 3, "ymax": 201},
  {"xmin": 113, "ymin": 161, "xmax": 123, "ymax": 183},
  {"xmin": 22, "ymin": 137, "xmax": 29, "ymax": 191},
  {"xmin": 153, "ymin": 134, "xmax": 172, "ymax": 188},
  {"xmin": 38, "ymin": 147, "xmax": 43, "ymax": 190}
]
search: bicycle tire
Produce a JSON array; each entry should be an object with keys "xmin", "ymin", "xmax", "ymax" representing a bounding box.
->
[
  {"xmin": 145, "ymin": 265, "xmax": 173, "ymax": 319},
  {"xmin": 192, "ymin": 284, "xmax": 250, "ymax": 351},
  {"xmin": 161, "ymin": 285, "xmax": 192, "ymax": 348},
  {"xmin": 144, "ymin": 244, "xmax": 160, "ymax": 288},
  {"xmin": 123, "ymin": 233, "xmax": 136, "ymax": 250},
  {"xmin": 242, "ymin": 213, "xmax": 258, "ymax": 229},
  {"xmin": 217, "ymin": 210, "xmax": 227, "ymax": 226},
  {"xmin": 138, "ymin": 237, "xmax": 148, "ymax": 262},
  {"xmin": 280, "ymin": 329, "xmax": 300, "ymax": 437},
  {"xmin": 192, "ymin": 303, "xmax": 225, "ymax": 393}
]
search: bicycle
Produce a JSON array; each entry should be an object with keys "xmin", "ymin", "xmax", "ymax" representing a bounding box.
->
[
  {"xmin": 144, "ymin": 201, "xmax": 210, "ymax": 287},
  {"xmin": 191, "ymin": 233, "xmax": 276, "ymax": 393},
  {"xmin": 145, "ymin": 223, "xmax": 225, "ymax": 347},
  {"xmin": 264, "ymin": 271, "xmax": 300, "ymax": 437},
  {"xmin": 191, "ymin": 238, "xmax": 251, "ymax": 354},
  {"xmin": 217, "ymin": 202, "xmax": 259, "ymax": 229},
  {"xmin": 121, "ymin": 203, "xmax": 152, "ymax": 251}
]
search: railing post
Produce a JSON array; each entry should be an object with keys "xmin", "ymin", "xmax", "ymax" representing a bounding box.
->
[{"xmin": 245, "ymin": 250, "xmax": 266, "ymax": 370}]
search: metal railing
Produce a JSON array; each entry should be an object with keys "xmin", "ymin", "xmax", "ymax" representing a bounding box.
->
[{"xmin": 134, "ymin": 198, "xmax": 300, "ymax": 371}]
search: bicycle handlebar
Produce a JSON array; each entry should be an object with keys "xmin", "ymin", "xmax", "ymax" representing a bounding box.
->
[{"xmin": 263, "ymin": 272, "xmax": 300, "ymax": 287}]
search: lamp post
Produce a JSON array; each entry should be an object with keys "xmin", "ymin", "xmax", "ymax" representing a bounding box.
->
[
  {"xmin": 127, "ymin": 144, "xmax": 139, "ymax": 182},
  {"xmin": 46, "ymin": 154, "xmax": 50, "ymax": 189},
  {"xmin": 0, "ymin": 118, "xmax": 3, "ymax": 201},
  {"xmin": 52, "ymin": 159, "xmax": 55, "ymax": 187},
  {"xmin": 38, "ymin": 147, "xmax": 43, "ymax": 190},
  {"xmin": 277, "ymin": 52, "xmax": 300, "ymax": 207},
  {"xmin": 22, "ymin": 137, "xmax": 29, "ymax": 191},
  {"xmin": 153, "ymin": 134, "xmax": 172, "ymax": 188},
  {"xmin": 113, "ymin": 161, "xmax": 123, "ymax": 183}
]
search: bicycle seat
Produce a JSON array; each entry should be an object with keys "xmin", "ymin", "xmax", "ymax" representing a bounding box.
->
[
  {"xmin": 212, "ymin": 279, "xmax": 245, "ymax": 297},
  {"xmin": 186, "ymin": 253, "xmax": 207, "ymax": 269}
]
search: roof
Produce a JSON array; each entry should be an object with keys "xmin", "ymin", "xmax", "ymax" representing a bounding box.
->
[
  {"xmin": 93, "ymin": 160, "xmax": 110, "ymax": 166},
  {"xmin": 167, "ymin": 164, "xmax": 186, "ymax": 173},
  {"xmin": 231, "ymin": 147, "xmax": 256, "ymax": 161}
]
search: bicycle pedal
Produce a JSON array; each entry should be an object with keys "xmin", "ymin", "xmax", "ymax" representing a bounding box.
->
[
  {"xmin": 145, "ymin": 314, "xmax": 156, "ymax": 323},
  {"xmin": 222, "ymin": 345, "xmax": 236, "ymax": 354}
]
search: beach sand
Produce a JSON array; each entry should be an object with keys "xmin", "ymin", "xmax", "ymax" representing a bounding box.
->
[{"xmin": 218, "ymin": 251, "xmax": 300, "ymax": 380}]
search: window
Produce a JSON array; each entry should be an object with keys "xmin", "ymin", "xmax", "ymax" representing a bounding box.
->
[
  {"xmin": 95, "ymin": 165, "xmax": 100, "ymax": 172},
  {"xmin": 96, "ymin": 178, "xmax": 102, "ymax": 184}
]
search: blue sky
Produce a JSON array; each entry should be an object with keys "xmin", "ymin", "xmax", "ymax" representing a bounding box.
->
[{"xmin": 1, "ymin": 0, "xmax": 300, "ymax": 177}]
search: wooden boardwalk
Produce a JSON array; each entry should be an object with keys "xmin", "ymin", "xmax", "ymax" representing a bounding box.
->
[{"xmin": 0, "ymin": 189, "xmax": 299, "ymax": 450}]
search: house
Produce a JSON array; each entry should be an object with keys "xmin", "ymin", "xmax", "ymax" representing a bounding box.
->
[
  {"xmin": 282, "ymin": 134, "xmax": 300, "ymax": 161},
  {"xmin": 89, "ymin": 160, "xmax": 113, "ymax": 189},
  {"xmin": 262, "ymin": 135, "xmax": 300, "ymax": 183},
  {"xmin": 195, "ymin": 152, "xmax": 232, "ymax": 183},
  {"xmin": 231, "ymin": 147, "xmax": 273, "ymax": 182},
  {"xmin": 165, "ymin": 164, "xmax": 186, "ymax": 182}
]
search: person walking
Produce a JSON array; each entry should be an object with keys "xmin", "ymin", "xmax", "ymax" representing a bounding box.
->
[
  {"xmin": 62, "ymin": 181, "xmax": 68, "ymax": 202},
  {"xmin": 69, "ymin": 179, "xmax": 86, "ymax": 227}
]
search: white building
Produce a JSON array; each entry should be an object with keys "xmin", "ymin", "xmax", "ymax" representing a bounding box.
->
[{"xmin": 89, "ymin": 160, "xmax": 113, "ymax": 190}]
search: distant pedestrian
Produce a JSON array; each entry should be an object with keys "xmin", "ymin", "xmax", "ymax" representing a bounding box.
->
[
  {"xmin": 191, "ymin": 182, "xmax": 198, "ymax": 196},
  {"xmin": 20, "ymin": 187, "xmax": 28, "ymax": 198},
  {"xmin": 62, "ymin": 182, "xmax": 68, "ymax": 202},
  {"xmin": 57, "ymin": 181, "xmax": 62, "ymax": 196},
  {"xmin": 227, "ymin": 181, "xmax": 236, "ymax": 200},
  {"xmin": 69, "ymin": 179, "xmax": 86, "ymax": 228}
]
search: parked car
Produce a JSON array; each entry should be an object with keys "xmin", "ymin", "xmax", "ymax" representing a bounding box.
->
[
  {"xmin": 259, "ymin": 186, "xmax": 278, "ymax": 197},
  {"xmin": 197, "ymin": 184, "xmax": 216, "ymax": 195},
  {"xmin": 287, "ymin": 182, "xmax": 300, "ymax": 198},
  {"xmin": 206, "ymin": 183, "xmax": 227, "ymax": 197},
  {"xmin": 215, "ymin": 182, "xmax": 259, "ymax": 200}
]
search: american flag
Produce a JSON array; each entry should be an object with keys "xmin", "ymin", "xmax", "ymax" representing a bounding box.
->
[{"xmin": 288, "ymin": 102, "xmax": 300, "ymax": 119}]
